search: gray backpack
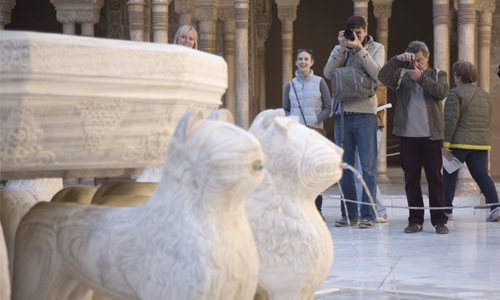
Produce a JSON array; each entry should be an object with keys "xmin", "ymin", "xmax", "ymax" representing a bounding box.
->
[{"xmin": 330, "ymin": 67, "xmax": 378, "ymax": 102}]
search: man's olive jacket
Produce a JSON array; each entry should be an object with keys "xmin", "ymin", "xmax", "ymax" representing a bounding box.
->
[{"xmin": 378, "ymin": 55, "xmax": 450, "ymax": 140}]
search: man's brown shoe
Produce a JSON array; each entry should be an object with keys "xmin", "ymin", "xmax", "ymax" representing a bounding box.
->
[
  {"xmin": 404, "ymin": 223, "xmax": 423, "ymax": 233},
  {"xmin": 435, "ymin": 223, "xmax": 449, "ymax": 234}
]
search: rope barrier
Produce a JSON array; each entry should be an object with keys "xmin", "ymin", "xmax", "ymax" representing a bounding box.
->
[
  {"xmin": 385, "ymin": 144, "xmax": 400, "ymax": 150},
  {"xmin": 321, "ymin": 194, "xmax": 498, "ymax": 210},
  {"xmin": 379, "ymin": 152, "xmax": 400, "ymax": 158}
]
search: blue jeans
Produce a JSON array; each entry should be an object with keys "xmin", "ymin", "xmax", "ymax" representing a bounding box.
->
[
  {"xmin": 335, "ymin": 114, "xmax": 378, "ymax": 220},
  {"xmin": 443, "ymin": 149, "xmax": 499, "ymax": 214},
  {"xmin": 355, "ymin": 128, "xmax": 387, "ymax": 216}
]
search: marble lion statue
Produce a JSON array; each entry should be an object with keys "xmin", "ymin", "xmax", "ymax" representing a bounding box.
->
[
  {"xmin": 246, "ymin": 109, "xmax": 343, "ymax": 300},
  {"xmin": 0, "ymin": 178, "xmax": 63, "ymax": 276},
  {"xmin": 12, "ymin": 109, "xmax": 264, "ymax": 300}
]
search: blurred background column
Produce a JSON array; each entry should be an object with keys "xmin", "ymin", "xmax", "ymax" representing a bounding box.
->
[
  {"xmin": 151, "ymin": 0, "xmax": 171, "ymax": 43},
  {"xmin": 0, "ymin": 0, "xmax": 16, "ymax": 30},
  {"xmin": 194, "ymin": 1, "xmax": 218, "ymax": 53},
  {"xmin": 234, "ymin": 0, "xmax": 249, "ymax": 128},
  {"xmin": 218, "ymin": 2, "xmax": 236, "ymax": 117},
  {"xmin": 127, "ymin": 0, "xmax": 146, "ymax": 41},
  {"xmin": 276, "ymin": 0, "xmax": 299, "ymax": 94},
  {"xmin": 373, "ymin": 0, "xmax": 393, "ymax": 184},
  {"xmin": 255, "ymin": 0, "xmax": 272, "ymax": 112}
]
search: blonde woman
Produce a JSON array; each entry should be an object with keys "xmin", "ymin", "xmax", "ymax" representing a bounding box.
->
[{"xmin": 173, "ymin": 25, "xmax": 198, "ymax": 49}]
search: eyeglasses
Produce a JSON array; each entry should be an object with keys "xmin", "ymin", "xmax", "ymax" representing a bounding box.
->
[{"xmin": 298, "ymin": 48, "xmax": 313, "ymax": 55}]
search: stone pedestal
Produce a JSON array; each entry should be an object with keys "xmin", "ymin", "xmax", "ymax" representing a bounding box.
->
[{"xmin": 0, "ymin": 31, "xmax": 227, "ymax": 179}]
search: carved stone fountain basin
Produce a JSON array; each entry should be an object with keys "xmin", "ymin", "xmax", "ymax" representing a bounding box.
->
[{"xmin": 0, "ymin": 31, "xmax": 227, "ymax": 179}]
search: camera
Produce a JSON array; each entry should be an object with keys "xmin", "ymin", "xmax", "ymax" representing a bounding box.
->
[
  {"xmin": 404, "ymin": 59, "xmax": 415, "ymax": 70},
  {"xmin": 344, "ymin": 29, "xmax": 355, "ymax": 41}
]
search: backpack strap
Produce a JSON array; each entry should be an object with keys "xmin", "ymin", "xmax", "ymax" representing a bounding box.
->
[
  {"xmin": 397, "ymin": 67, "xmax": 440, "ymax": 90},
  {"xmin": 396, "ymin": 69, "xmax": 406, "ymax": 91}
]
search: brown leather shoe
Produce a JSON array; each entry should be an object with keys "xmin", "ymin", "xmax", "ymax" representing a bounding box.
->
[
  {"xmin": 435, "ymin": 223, "xmax": 449, "ymax": 234},
  {"xmin": 404, "ymin": 223, "xmax": 422, "ymax": 233}
]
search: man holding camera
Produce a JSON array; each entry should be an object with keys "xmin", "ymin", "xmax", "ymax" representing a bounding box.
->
[
  {"xmin": 378, "ymin": 41, "xmax": 450, "ymax": 234},
  {"xmin": 323, "ymin": 16, "xmax": 385, "ymax": 229}
]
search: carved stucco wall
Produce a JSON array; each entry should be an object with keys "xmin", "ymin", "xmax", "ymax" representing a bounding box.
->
[{"xmin": 106, "ymin": 0, "xmax": 130, "ymax": 40}]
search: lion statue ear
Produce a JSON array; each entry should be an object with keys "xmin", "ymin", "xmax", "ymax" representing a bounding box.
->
[
  {"xmin": 206, "ymin": 109, "xmax": 234, "ymax": 124},
  {"xmin": 249, "ymin": 109, "xmax": 285, "ymax": 138},
  {"xmin": 170, "ymin": 109, "xmax": 205, "ymax": 147},
  {"xmin": 261, "ymin": 116, "xmax": 292, "ymax": 149}
]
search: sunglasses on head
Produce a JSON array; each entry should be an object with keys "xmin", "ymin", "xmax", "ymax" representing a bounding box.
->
[{"xmin": 298, "ymin": 48, "xmax": 313, "ymax": 55}]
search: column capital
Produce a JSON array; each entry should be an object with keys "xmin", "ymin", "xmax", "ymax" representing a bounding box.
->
[
  {"xmin": 277, "ymin": 6, "xmax": 296, "ymax": 22},
  {"xmin": 458, "ymin": 0, "xmax": 476, "ymax": 25},
  {"xmin": 1, "ymin": 0, "xmax": 16, "ymax": 26},
  {"xmin": 433, "ymin": 0, "xmax": 451, "ymax": 26},
  {"xmin": 194, "ymin": 6, "xmax": 217, "ymax": 21},
  {"xmin": 51, "ymin": 0, "xmax": 104, "ymax": 24},
  {"xmin": 476, "ymin": 0, "xmax": 496, "ymax": 13},
  {"xmin": 373, "ymin": 2, "xmax": 393, "ymax": 19},
  {"xmin": 234, "ymin": 0, "xmax": 249, "ymax": 29},
  {"xmin": 218, "ymin": 7, "xmax": 235, "ymax": 21},
  {"xmin": 174, "ymin": 0, "xmax": 195, "ymax": 14},
  {"xmin": 352, "ymin": 0, "xmax": 369, "ymax": 19},
  {"xmin": 256, "ymin": 13, "xmax": 271, "ymax": 46}
]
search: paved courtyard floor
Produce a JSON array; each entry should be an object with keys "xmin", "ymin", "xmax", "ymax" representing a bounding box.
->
[{"xmin": 314, "ymin": 182, "xmax": 500, "ymax": 300}]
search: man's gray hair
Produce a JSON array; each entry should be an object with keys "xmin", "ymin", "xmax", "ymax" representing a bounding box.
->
[{"xmin": 406, "ymin": 41, "xmax": 429, "ymax": 57}]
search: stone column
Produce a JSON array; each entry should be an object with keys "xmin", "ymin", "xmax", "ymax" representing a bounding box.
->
[
  {"xmin": 144, "ymin": 0, "xmax": 151, "ymax": 42},
  {"xmin": 433, "ymin": 0, "xmax": 451, "ymax": 84},
  {"xmin": 151, "ymin": 0, "xmax": 171, "ymax": 43},
  {"xmin": 477, "ymin": 0, "xmax": 496, "ymax": 93},
  {"xmin": 373, "ymin": 0, "xmax": 393, "ymax": 184},
  {"xmin": 255, "ymin": 1, "xmax": 272, "ymax": 112},
  {"xmin": 194, "ymin": 5, "xmax": 217, "ymax": 53},
  {"xmin": 458, "ymin": 0, "xmax": 476, "ymax": 63},
  {"xmin": 51, "ymin": 0, "xmax": 104, "ymax": 36},
  {"xmin": 276, "ymin": 3, "xmax": 298, "ymax": 93},
  {"xmin": 234, "ymin": 0, "xmax": 249, "ymax": 128},
  {"xmin": 175, "ymin": 0, "xmax": 195, "ymax": 26},
  {"xmin": 128, "ymin": 0, "xmax": 146, "ymax": 41},
  {"xmin": 219, "ymin": 7, "xmax": 236, "ymax": 117},
  {"xmin": 352, "ymin": 0, "xmax": 369, "ymax": 20},
  {"xmin": 454, "ymin": 0, "xmax": 478, "ymax": 195},
  {"xmin": 0, "ymin": 0, "xmax": 16, "ymax": 30}
]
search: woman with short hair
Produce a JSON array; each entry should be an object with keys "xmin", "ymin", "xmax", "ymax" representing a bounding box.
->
[{"xmin": 442, "ymin": 60, "xmax": 500, "ymax": 222}]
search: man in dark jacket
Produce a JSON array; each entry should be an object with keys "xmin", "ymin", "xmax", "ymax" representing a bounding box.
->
[{"xmin": 378, "ymin": 40, "xmax": 450, "ymax": 234}]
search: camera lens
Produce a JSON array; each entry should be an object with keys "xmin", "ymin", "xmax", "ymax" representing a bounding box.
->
[{"xmin": 344, "ymin": 29, "xmax": 355, "ymax": 41}]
